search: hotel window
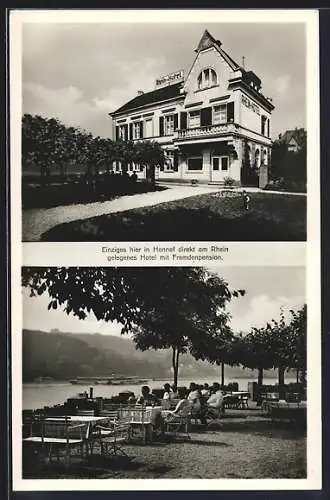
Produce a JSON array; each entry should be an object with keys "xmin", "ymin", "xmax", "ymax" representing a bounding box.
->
[
  {"xmin": 197, "ymin": 68, "xmax": 218, "ymax": 90},
  {"xmin": 187, "ymin": 157, "xmax": 203, "ymax": 170},
  {"xmin": 212, "ymin": 157, "xmax": 229, "ymax": 171},
  {"xmin": 119, "ymin": 125, "xmax": 126, "ymax": 140},
  {"xmin": 145, "ymin": 118, "xmax": 153, "ymax": 138},
  {"xmin": 133, "ymin": 121, "xmax": 141, "ymax": 140},
  {"xmin": 213, "ymin": 104, "xmax": 227, "ymax": 124},
  {"xmin": 261, "ymin": 115, "xmax": 267, "ymax": 136},
  {"xmin": 164, "ymin": 115, "xmax": 175, "ymax": 135},
  {"xmin": 188, "ymin": 110, "xmax": 201, "ymax": 128},
  {"xmin": 221, "ymin": 157, "xmax": 229, "ymax": 171}
]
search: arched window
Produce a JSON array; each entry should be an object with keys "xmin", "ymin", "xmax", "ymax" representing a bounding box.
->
[{"xmin": 198, "ymin": 68, "xmax": 218, "ymax": 90}]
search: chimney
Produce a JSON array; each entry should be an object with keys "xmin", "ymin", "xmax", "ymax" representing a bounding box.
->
[{"xmin": 137, "ymin": 90, "xmax": 144, "ymax": 96}]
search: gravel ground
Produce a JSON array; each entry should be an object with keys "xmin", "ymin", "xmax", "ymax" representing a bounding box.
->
[{"xmin": 23, "ymin": 414, "xmax": 306, "ymax": 479}]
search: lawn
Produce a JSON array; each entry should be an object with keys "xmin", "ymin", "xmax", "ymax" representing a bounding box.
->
[
  {"xmin": 41, "ymin": 191, "xmax": 306, "ymax": 242},
  {"xmin": 23, "ymin": 414, "xmax": 306, "ymax": 479},
  {"xmin": 22, "ymin": 177, "xmax": 166, "ymax": 209}
]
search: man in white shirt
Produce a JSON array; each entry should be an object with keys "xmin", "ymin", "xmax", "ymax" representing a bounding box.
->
[
  {"xmin": 201, "ymin": 383, "xmax": 211, "ymax": 398},
  {"xmin": 162, "ymin": 383, "xmax": 175, "ymax": 409},
  {"xmin": 206, "ymin": 382, "xmax": 225, "ymax": 418},
  {"xmin": 187, "ymin": 382, "xmax": 201, "ymax": 413}
]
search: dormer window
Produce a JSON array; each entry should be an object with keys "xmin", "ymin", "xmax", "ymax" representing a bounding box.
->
[{"xmin": 197, "ymin": 68, "xmax": 217, "ymax": 90}]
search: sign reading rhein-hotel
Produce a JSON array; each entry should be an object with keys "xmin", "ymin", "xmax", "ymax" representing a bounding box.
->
[{"xmin": 155, "ymin": 69, "xmax": 184, "ymax": 88}]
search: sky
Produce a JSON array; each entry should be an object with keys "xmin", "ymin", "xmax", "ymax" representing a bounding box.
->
[
  {"xmin": 22, "ymin": 21, "xmax": 306, "ymax": 140},
  {"xmin": 22, "ymin": 266, "xmax": 306, "ymax": 336}
]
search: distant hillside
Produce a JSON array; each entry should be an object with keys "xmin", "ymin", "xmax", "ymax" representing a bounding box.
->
[{"xmin": 23, "ymin": 330, "xmax": 278, "ymax": 382}]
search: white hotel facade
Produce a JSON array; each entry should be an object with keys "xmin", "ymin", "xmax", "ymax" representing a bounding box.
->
[{"xmin": 110, "ymin": 30, "xmax": 274, "ymax": 186}]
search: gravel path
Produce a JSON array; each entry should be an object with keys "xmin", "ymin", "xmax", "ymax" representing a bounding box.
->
[
  {"xmin": 22, "ymin": 185, "xmax": 221, "ymax": 242},
  {"xmin": 23, "ymin": 415, "xmax": 306, "ymax": 479}
]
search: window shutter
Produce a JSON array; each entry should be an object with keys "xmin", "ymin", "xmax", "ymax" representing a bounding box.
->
[
  {"xmin": 201, "ymin": 107, "xmax": 212, "ymax": 126},
  {"xmin": 124, "ymin": 124, "xmax": 128, "ymax": 140},
  {"xmin": 267, "ymin": 119, "xmax": 270, "ymax": 137},
  {"xmin": 180, "ymin": 112, "xmax": 187, "ymax": 130},
  {"xmin": 129, "ymin": 123, "xmax": 133, "ymax": 140},
  {"xmin": 173, "ymin": 114, "xmax": 178, "ymax": 130},
  {"xmin": 115, "ymin": 126, "xmax": 119, "ymax": 140},
  {"xmin": 227, "ymin": 102, "xmax": 235, "ymax": 122},
  {"xmin": 140, "ymin": 121, "xmax": 144, "ymax": 139},
  {"xmin": 159, "ymin": 116, "xmax": 164, "ymax": 136},
  {"xmin": 173, "ymin": 151, "xmax": 179, "ymax": 171}
]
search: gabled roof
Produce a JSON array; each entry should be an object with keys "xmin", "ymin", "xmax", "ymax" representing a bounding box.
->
[
  {"xmin": 194, "ymin": 29, "xmax": 241, "ymax": 71},
  {"xmin": 111, "ymin": 82, "xmax": 184, "ymax": 116}
]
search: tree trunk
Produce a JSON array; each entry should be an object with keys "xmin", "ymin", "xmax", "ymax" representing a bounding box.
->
[
  {"xmin": 60, "ymin": 163, "xmax": 64, "ymax": 180},
  {"xmin": 220, "ymin": 362, "xmax": 225, "ymax": 387},
  {"xmin": 172, "ymin": 347, "xmax": 180, "ymax": 389},
  {"xmin": 121, "ymin": 160, "xmax": 128, "ymax": 175},
  {"xmin": 40, "ymin": 165, "xmax": 46, "ymax": 186},
  {"xmin": 299, "ymin": 369, "xmax": 307, "ymax": 387},
  {"xmin": 257, "ymin": 367, "xmax": 263, "ymax": 386},
  {"xmin": 150, "ymin": 165, "xmax": 156, "ymax": 185},
  {"xmin": 278, "ymin": 366, "xmax": 285, "ymax": 386},
  {"xmin": 278, "ymin": 365, "xmax": 286, "ymax": 399}
]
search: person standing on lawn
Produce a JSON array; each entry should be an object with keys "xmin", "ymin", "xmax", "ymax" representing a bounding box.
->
[{"xmin": 242, "ymin": 190, "xmax": 250, "ymax": 211}]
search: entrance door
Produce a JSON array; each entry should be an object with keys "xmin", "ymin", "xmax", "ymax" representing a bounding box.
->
[{"xmin": 211, "ymin": 156, "xmax": 229, "ymax": 182}]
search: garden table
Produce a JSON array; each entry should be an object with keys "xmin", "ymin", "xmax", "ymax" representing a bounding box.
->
[{"xmin": 44, "ymin": 416, "xmax": 112, "ymax": 457}]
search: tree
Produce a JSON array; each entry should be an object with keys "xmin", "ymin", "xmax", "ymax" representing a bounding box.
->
[
  {"xmin": 269, "ymin": 305, "xmax": 307, "ymax": 388},
  {"xmin": 135, "ymin": 140, "xmax": 165, "ymax": 184},
  {"xmin": 21, "ymin": 267, "xmax": 245, "ymax": 387},
  {"xmin": 130, "ymin": 272, "xmax": 244, "ymax": 387},
  {"xmin": 22, "ymin": 114, "xmax": 54, "ymax": 183},
  {"xmin": 238, "ymin": 305, "xmax": 307, "ymax": 392},
  {"xmin": 115, "ymin": 139, "xmax": 136, "ymax": 176},
  {"xmin": 237, "ymin": 326, "xmax": 275, "ymax": 386},
  {"xmin": 288, "ymin": 305, "xmax": 307, "ymax": 385},
  {"xmin": 270, "ymin": 132, "xmax": 307, "ymax": 188}
]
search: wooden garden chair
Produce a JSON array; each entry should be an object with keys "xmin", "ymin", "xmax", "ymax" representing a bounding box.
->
[
  {"xmin": 161, "ymin": 399, "xmax": 192, "ymax": 440},
  {"xmin": 94, "ymin": 417, "xmax": 131, "ymax": 458}
]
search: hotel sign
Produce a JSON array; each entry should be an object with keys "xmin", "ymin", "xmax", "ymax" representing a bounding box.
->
[
  {"xmin": 241, "ymin": 94, "xmax": 261, "ymax": 115},
  {"xmin": 155, "ymin": 70, "xmax": 184, "ymax": 88}
]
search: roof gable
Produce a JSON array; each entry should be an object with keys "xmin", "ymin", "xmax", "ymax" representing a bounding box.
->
[
  {"xmin": 195, "ymin": 29, "xmax": 219, "ymax": 53},
  {"xmin": 184, "ymin": 30, "xmax": 241, "ymax": 89}
]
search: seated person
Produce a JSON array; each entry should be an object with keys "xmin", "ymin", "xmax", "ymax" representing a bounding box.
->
[
  {"xmin": 206, "ymin": 382, "xmax": 226, "ymax": 418},
  {"xmin": 136, "ymin": 385, "xmax": 158, "ymax": 407},
  {"xmin": 171, "ymin": 384, "xmax": 179, "ymax": 398},
  {"xmin": 187, "ymin": 382, "xmax": 201, "ymax": 414},
  {"xmin": 162, "ymin": 383, "xmax": 175, "ymax": 409},
  {"xmin": 127, "ymin": 395, "xmax": 136, "ymax": 406},
  {"xmin": 201, "ymin": 383, "xmax": 211, "ymax": 398}
]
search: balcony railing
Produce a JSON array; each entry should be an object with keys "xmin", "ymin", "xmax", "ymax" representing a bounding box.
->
[{"xmin": 176, "ymin": 123, "xmax": 235, "ymax": 140}]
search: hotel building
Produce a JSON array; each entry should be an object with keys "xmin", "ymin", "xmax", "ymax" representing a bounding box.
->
[{"xmin": 110, "ymin": 30, "xmax": 274, "ymax": 186}]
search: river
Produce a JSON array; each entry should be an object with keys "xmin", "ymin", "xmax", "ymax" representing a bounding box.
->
[{"xmin": 23, "ymin": 377, "xmax": 296, "ymax": 410}]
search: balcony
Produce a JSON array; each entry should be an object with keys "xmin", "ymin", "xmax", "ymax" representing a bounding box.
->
[{"xmin": 175, "ymin": 123, "xmax": 236, "ymax": 141}]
